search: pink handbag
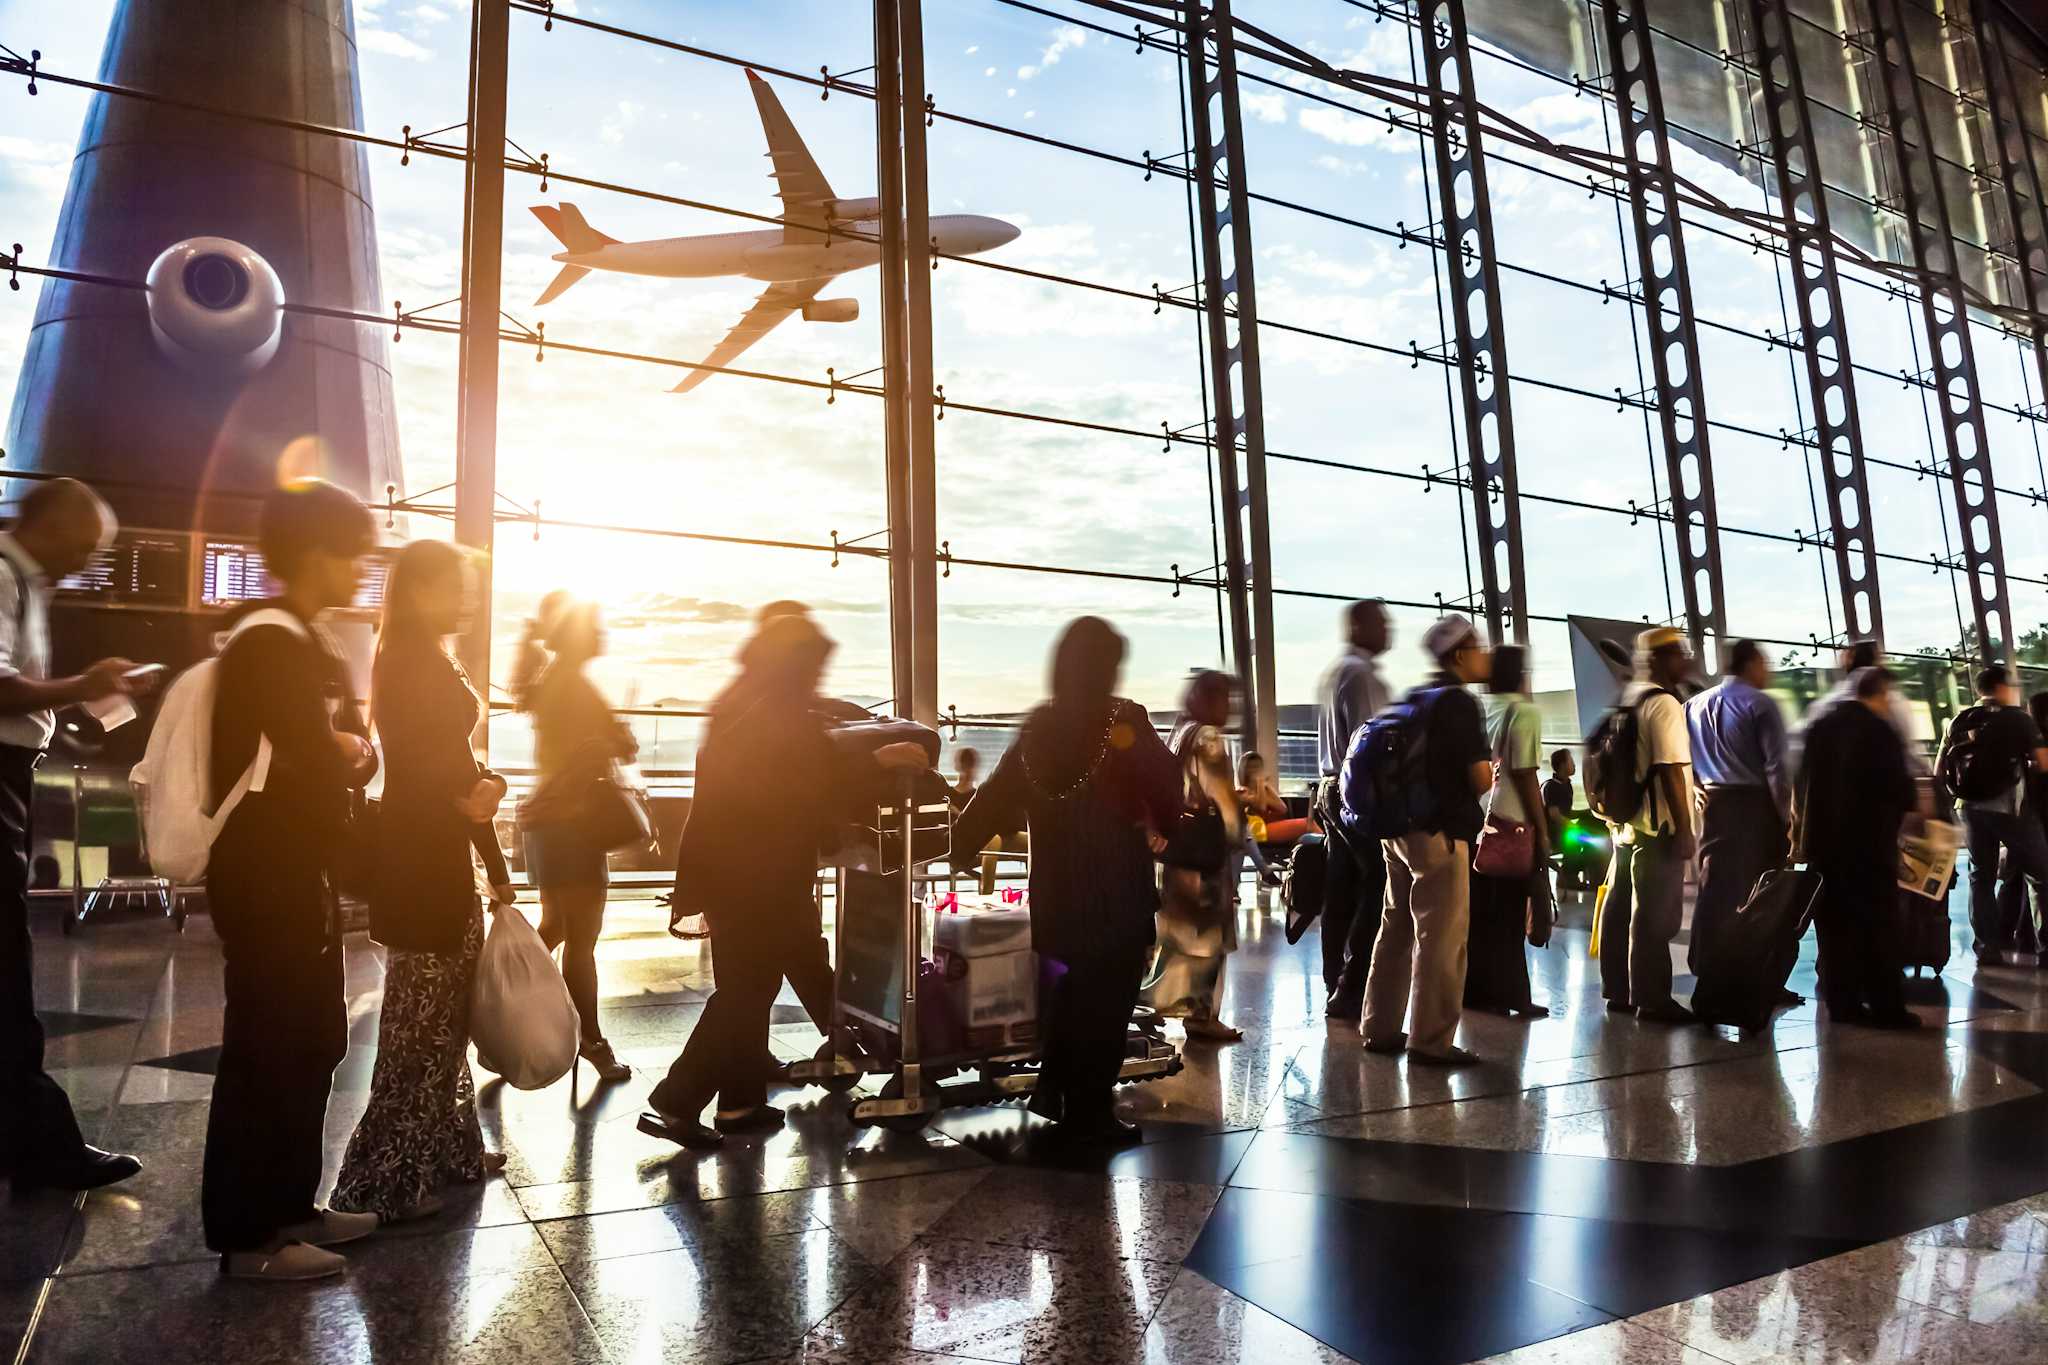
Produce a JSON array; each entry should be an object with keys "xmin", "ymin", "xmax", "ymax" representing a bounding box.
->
[{"xmin": 1473, "ymin": 814, "xmax": 1535, "ymax": 879}]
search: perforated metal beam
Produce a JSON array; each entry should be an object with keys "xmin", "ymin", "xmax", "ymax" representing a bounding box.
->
[
  {"xmin": 1597, "ymin": 0, "xmax": 1728, "ymax": 658},
  {"xmin": 1865, "ymin": 0, "xmax": 2014, "ymax": 664},
  {"xmin": 455, "ymin": 0, "xmax": 509, "ymax": 730},
  {"xmin": 1972, "ymin": 1, "xmax": 2048, "ymax": 425},
  {"xmin": 1183, "ymin": 0, "xmax": 1278, "ymax": 761},
  {"xmin": 1418, "ymin": 0, "xmax": 1529, "ymax": 645},
  {"xmin": 1741, "ymin": 0, "xmax": 1886, "ymax": 648}
]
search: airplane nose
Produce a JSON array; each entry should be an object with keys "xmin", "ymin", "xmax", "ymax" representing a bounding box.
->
[{"xmin": 987, "ymin": 217, "xmax": 1021, "ymax": 248}]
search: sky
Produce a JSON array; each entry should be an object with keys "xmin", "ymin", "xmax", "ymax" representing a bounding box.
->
[{"xmin": 1, "ymin": 0, "xmax": 2040, "ymax": 736}]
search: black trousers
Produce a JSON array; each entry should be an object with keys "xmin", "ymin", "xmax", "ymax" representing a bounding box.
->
[
  {"xmin": 652, "ymin": 907, "xmax": 811, "ymax": 1118},
  {"xmin": 1035, "ymin": 942, "xmax": 1148, "ymax": 1126},
  {"xmin": 1464, "ymin": 872, "xmax": 1534, "ymax": 1011},
  {"xmin": 0, "ymin": 743, "xmax": 85, "ymax": 1174},
  {"xmin": 1318, "ymin": 779, "xmax": 1386, "ymax": 1006},
  {"xmin": 201, "ymin": 816, "xmax": 347, "ymax": 1252},
  {"xmin": 1690, "ymin": 786, "xmax": 1788, "ymax": 974},
  {"xmin": 1814, "ymin": 859, "xmax": 1906, "ymax": 1019},
  {"xmin": 1962, "ymin": 807, "xmax": 2048, "ymax": 952}
]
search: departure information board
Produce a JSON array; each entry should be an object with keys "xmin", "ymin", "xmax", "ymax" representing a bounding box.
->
[
  {"xmin": 200, "ymin": 540, "xmax": 392, "ymax": 612},
  {"xmin": 56, "ymin": 533, "xmax": 192, "ymax": 607}
]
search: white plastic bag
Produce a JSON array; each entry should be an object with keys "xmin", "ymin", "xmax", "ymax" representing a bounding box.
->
[{"xmin": 470, "ymin": 906, "xmax": 580, "ymax": 1090}]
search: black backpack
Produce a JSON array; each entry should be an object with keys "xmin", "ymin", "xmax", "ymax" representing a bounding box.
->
[
  {"xmin": 1339, "ymin": 686, "xmax": 1447, "ymax": 841},
  {"xmin": 1939, "ymin": 705, "xmax": 2025, "ymax": 803},
  {"xmin": 1282, "ymin": 832, "xmax": 1327, "ymax": 945},
  {"xmin": 1581, "ymin": 687, "xmax": 1672, "ymax": 824}
]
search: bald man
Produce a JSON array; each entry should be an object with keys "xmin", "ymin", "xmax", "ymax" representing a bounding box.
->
[{"xmin": 0, "ymin": 478, "xmax": 155, "ymax": 1191}]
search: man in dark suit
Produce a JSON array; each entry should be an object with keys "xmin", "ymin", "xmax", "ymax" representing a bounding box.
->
[{"xmin": 1800, "ymin": 666, "xmax": 1920, "ymax": 1029}]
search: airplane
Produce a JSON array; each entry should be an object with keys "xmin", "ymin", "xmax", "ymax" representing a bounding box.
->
[{"xmin": 530, "ymin": 69, "xmax": 1021, "ymax": 394}]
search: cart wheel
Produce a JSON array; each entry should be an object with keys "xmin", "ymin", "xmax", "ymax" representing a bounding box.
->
[
  {"xmin": 816, "ymin": 1041, "xmax": 862, "ymax": 1095},
  {"xmin": 873, "ymin": 1076, "xmax": 935, "ymax": 1134}
]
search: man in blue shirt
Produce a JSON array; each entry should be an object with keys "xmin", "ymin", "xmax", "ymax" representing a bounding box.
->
[
  {"xmin": 1684, "ymin": 640, "xmax": 1791, "ymax": 975},
  {"xmin": 1315, "ymin": 600, "xmax": 1391, "ymax": 1022}
]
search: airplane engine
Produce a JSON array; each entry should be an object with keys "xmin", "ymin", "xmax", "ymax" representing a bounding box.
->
[
  {"xmin": 824, "ymin": 197, "xmax": 882, "ymax": 222},
  {"xmin": 144, "ymin": 236, "xmax": 286, "ymax": 376},
  {"xmin": 801, "ymin": 298, "xmax": 859, "ymax": 323}
]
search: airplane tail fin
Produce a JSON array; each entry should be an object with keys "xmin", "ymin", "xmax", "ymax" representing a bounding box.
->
[
  {"xmin": 530, "ymin": 203, "xmax": 618, "ymax": 255},
  {"xmin": 534, "ymin": 264, "xmax": 591, "ymax": 307}
]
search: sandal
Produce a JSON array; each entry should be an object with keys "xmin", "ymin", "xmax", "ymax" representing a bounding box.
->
[
  {"xmin": 580, "ymin": 1040, "xmax": 632, "ymax": 1083},
  {"xmin": 1183, "ymin": 1016, "xmax": 1245, "ymax": 1043}
]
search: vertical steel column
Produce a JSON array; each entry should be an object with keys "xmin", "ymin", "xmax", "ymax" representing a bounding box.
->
[
  {"xmin": 1865, "ymin": 0, "xmax": 2014, "ymax": 664},
  {"xmin": 1183, "ymin": 0, "xmax": 1278, "ymax": 761},
  {"xmin": 1742, "ymin": 0, "xmax": 1886, "ymax": 647},
  {"xmin": 1418, "ymin": 0, "xmax": 1530, "ymax": 645},
  {"xmin": 1599, "ymin": 0, "xmax": 1729, "ymax": 659},
  {"xmin": 454, "ymin": 0, "xmax": 510, "ymax": 734},
  {"xmin": 898, "ymin": 0, "xmax": 939, "ymax": 728},
  {"xmin": 1972, "ymin": 1, "xmax": 2048, "ymax": 403},
  {"xmin": 873, "ymin": 0, "xmax": 915, "ymax": 713}
]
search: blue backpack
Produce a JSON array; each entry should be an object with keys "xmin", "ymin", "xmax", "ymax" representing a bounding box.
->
[{"xmin": 1339, "ymin": 686, "xmax": 1448, "ymax": 841}]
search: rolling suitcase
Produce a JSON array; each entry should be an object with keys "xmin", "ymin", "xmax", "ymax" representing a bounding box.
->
[
  {"xmin": 1891, "ymin": 888, "xmax": 1953, "ymax": 977},
  {"xmin": 1690, "ymin": 867, "xmax": 1823, "ymax": 1032}
]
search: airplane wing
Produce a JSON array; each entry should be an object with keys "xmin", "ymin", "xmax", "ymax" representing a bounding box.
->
[
  {"xmin": 746, "ymin": 69, "xmax": 836, "ymax": 240},
  {"xmin": 670, "ymin": 278, "xmax": 829, "ymax": 394}
]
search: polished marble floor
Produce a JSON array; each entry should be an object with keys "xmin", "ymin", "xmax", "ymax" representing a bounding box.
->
[{"xmin": 6, "ymin": 877, "xmax": 2048, "ymax": 1365}]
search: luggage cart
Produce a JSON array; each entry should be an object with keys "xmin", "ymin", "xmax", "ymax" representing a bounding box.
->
[{"xmin": 788, "ymin": 776, "xmax": 1182, "ymax": 1132}]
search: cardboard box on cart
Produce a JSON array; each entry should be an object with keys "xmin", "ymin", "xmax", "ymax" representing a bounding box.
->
[{"xmin": 931, "ymin": 898, "xmax": 1038, "ymax": 1051}]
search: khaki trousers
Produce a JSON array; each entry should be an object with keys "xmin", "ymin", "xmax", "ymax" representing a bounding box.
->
[{"xmin": 1362, "ymin": 831, "xmax": 1471, "ymax": 1056}]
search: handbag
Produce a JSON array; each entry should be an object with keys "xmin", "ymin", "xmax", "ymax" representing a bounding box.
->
[
  {"xmin": 1161, "ymin": 804, "xmax": 1229, "ymax": 872},
  {"xmin": 1473, "ymin": 813, "xmax": 1536, "ymax": 879},
  {"xmin": 575, "ymin": 761, "xmax": 654, "ymax": 854}
]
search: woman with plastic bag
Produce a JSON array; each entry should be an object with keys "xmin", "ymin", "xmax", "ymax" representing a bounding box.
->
[
  {"xmin": 515, "ymin": 597, "xmax": 639, "ymax": 1082},
  {"xmin": 953, "ymin": 618, "xmax": 1185, "ymax": 1144},
  {"xmin": 641, "ymin": 614, "xmax": 930, "ymax": 1150},
  {"xmin": 1145, "ymin": 670, "xmax": 1246, "ymax": 1043},
  {"xmin": 332, "ymin": 540, "xmax": 514, "ymax": 1224}
]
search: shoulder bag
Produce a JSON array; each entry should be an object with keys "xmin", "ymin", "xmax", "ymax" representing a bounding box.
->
[{"xmin": 1473, "ymin": 700, "xmax": 1536, "ymax": 879}]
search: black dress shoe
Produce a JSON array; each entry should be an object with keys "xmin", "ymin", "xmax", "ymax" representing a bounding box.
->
[
  {"xmin": 1863, "ymin": 1010, "xmax": 1923, "ymax": 1030},
  {"xmin": 14, "ymin": 1146, "xmax": 142, "ymax": 1192},
  {"xmin": 1604, "ymin": 999, "xmax": 1635, "ymax": 1014},
  {"xmin": 1324, "ymin": 992, "xmax": 1363, "ymax": 1021},
  {"xmin": 713, "ymin": 1104, "xmax": 787, "ymax": 1136},
  {"xmin": 1636, "ymin": 1002, "xmax": 1696, "ymax": 1024},
  {"xmin": 637, "ymin": 1110, "xmax": 725, "ymax": 1151},
  {"xmin": 1363, "ymin": 1032, "xmax": 1408, "ymax": 1055}
]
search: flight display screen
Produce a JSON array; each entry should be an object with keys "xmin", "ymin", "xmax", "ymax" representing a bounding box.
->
[
  {"xmin": 55, "ymin": 533, "xmax": 191, "ymax": 607},
  {"xmin": 200, "ymin": 540, "xmax": 393, "ymax": 613}
]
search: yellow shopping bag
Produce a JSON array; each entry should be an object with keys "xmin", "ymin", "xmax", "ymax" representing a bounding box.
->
[{"xmin": 1588, "ymin": 881, "xmax": 1607, "ymax": 959}]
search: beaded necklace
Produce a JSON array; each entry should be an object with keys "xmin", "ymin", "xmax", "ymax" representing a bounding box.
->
[{"xmin": 1022, "ymin": 702, "xmax": 1118, "ymax": 801}]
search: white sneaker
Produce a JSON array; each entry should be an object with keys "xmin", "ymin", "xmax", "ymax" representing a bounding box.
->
[
  {"xmin": 277, "ymin": 1208, "xmax": 380, "ymax": 1247},
  {"xmin": 221, "ymin": 1241, "xmax": 346, "ymax": 1281}
]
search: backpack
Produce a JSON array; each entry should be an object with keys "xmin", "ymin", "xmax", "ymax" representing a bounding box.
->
[
  {"xmin": 1339, "ymin": 686, "xmax": 1447, "ymax": 841},
  {"xmin": 130, "ymin": 609, "xmax": 308, "ymax": 882},
  {"xmin": 1281, "ymin": 831, "xmax": 1327, "ymax": 945},
  {"xmin": 1939, "ymin": 705, "xmax": 2026, "ymax": 804},
  {"xmin": 1581, "ymin": 687, "xmax": 1672, "ymax": 825}
]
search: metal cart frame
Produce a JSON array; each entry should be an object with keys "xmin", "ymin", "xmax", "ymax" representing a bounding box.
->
[{"xmin": 789, "ymin": 776, "xmax": 1182, "ymax": 1132}]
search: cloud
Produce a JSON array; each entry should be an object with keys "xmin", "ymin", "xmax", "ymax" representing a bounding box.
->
[
  {"xmin": 1297, "ymin": 103, "xmax": 1401, "ymax": 150},
  {"xmin": 359, "ymin": 28, "xmax": 432, "ymax": 61},
  {"xmin": 0, "ymin": 136, "xmax": 71, "ymax": 197},
  {"xmin": 1018, "ymin": 25, "xmax": 1087, "ymax": 80},
  {"xmin": 409, "ymin": 4, "xmax": 449, "ymax": 22},
  {"xmin": 1241, "ymin": 92, "xmax": 1289, "ymax": 124},
  {"xmin": 600, "ymin": 100, "xmax": 642, "ymax": 146}
]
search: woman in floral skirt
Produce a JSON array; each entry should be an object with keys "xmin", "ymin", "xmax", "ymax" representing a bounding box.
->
[{"xmin": 332, "ymin": 540, "xmax": 513, "ymax": 1223}]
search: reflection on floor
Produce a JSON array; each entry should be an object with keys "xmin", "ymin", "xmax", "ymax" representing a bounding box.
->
[{"xmin": 7, "ymin": 882, "xmax": 2048, "ymax": 1364}]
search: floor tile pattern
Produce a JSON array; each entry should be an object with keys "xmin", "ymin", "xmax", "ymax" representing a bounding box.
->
[{"xmin": 5, "ymin": 878, "xmax": 2046, "ymax": 1364}]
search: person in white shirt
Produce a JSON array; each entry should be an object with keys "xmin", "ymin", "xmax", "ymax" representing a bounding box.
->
[
  {"xmin": 1314, "ymin": 599, "xmax": 1392, "ymax": 1022},
  {"xmin": 0, "ymin": 478, "xmax": 156, "ymax": 1191},
  {"xmin": 1596, "ymin": 627, "xmax": 1697, "ymax": 1023},
  {"xmin": 1465, "ymin": 645, "xmax": 1551, "ymax": 1017}
]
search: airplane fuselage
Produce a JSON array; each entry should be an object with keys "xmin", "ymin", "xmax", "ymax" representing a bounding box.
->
[{"xmin": 551, "ymin": 213, "xmax": 1018, "ymax": 284}]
